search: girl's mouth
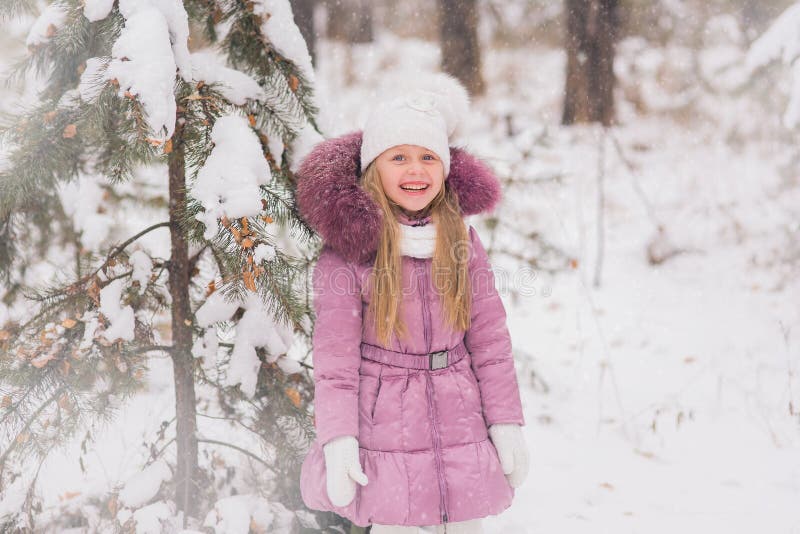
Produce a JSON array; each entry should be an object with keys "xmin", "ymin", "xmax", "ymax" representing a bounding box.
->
[{"xmin": 400, "ymin": 183, "xmax": 429, "ymax": 195}]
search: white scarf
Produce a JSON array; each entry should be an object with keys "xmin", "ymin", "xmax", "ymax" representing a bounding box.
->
[
  {"xmin": 398, "ymin": 219, "xmax": 468, "ymax": 258},
  {"xmin": 399, "ymin": 221, "xmax": 437, "ymax": 258}
]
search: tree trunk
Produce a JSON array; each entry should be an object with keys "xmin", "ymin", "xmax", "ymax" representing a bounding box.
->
[
  {"xmin": 167, "ymin": 109, "xmax": 200, "ymax": 522},
  {"xmin": 438, "ymin": 0, "xmax": 485, "ymax": 96},
  {"xmin": 325, "ymin": 0, "xmax": 373, "ymax": 43},
  {"xmin": 290, "ymin": 0, "xmax": 317, "ymax": 66},
  {"xmin": 562, "ymin": 0, "xmax": 618, "ymax": 126}
]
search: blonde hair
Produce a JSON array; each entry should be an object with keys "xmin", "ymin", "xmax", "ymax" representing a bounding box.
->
[{"xmin": 360, "ymin": 162, "xmax": 472, "ymax": 347}]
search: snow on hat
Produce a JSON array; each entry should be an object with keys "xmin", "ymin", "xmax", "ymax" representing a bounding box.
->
[{"xmin": 359, "ymin": 72, "xmax": 470, "ymax": 177}]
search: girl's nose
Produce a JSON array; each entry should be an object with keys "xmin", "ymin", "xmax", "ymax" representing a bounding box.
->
[{"xmin": 407, "ymin": 159, "xmax": 424, "ymax": 175}]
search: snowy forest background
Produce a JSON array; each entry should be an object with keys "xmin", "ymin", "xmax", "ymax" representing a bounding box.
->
[{"xmin": 1, "ymin": 0, "xmax": 799, "ymax": 533}]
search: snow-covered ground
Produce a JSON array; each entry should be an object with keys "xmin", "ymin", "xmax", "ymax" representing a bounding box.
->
[
  {"xmin": 2, "ymin": 16, "xmax": 799, "ymax": 534},
  {"xmin": 495, "ymin": 122, "xmax": 800, "ymax": 533}
]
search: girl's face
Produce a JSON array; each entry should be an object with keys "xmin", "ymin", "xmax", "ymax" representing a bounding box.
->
[{"xmin": 374, "ymin": 144, "xmax": 445, "ymax": 216}]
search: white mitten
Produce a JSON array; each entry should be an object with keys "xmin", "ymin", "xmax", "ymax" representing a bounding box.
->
[
  {"xmin": 488, "ymin": 423, "xmax": 529, "ymax": 488},
  {"xmin": 322, "ymin": 435, "xmax": 369, "ymax": 507}
]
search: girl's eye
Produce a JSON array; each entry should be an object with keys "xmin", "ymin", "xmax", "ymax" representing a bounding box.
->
[{"xmin": 391, "ymin": 153, "xmax": 436, "ymax": 161}]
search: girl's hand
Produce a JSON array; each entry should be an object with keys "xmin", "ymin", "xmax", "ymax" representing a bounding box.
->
[
  {"xmin": 322, "ymin": 435, "xmax": 369, "ymax": 507},
  {"xmin": 488, "ymin": 423, "xmax": 529, "ymax": 488}
]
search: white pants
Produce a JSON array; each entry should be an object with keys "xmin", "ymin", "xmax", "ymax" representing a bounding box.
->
[{"xmin": 371, "ymin": 519, "xmax": 483, "ymax": 533}]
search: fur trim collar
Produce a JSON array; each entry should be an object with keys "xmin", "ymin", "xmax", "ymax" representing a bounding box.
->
[{"xmin": 294, "ymin": 130, "xmax": 501, "ymax": 264}]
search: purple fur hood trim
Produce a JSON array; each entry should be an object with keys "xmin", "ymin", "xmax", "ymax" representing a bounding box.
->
[{"xmin": 294, "ymin": 130, "xmax": 502, "ymax": 264}]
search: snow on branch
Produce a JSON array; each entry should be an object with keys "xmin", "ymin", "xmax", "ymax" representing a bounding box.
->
[
  {"xmin": 99, "ymin": 0, "xmax": 191, "ymax": 140},
  {"xmin": 194, "ymin": 290, "xmax": 295, "ymax": 397},
  {"xmin": 191, "ymin": 115, "xmax": 272, "ymax": 241},
  {"xmin": 117, "ymin": 0, "xmax": 192, "ymax": 79},
  {"xmin": 106, "ymin": 8, "xmax": 178, "ymax": 140},
  {"xmin": 82, "ymin": 0, "xmax": 114, "ymax": 22},
  {"xmin": 117, "ymin": 459, "xmax": 172, "ymax": 509},
  {"xmin": 25, "ymin": 2, "xmax": 67, "ymax": 47},
  {"xmin": 252, "ymin": 0, "xmax": 315, "ymax": 84},
  {"xmin": 99, "ymin": 279, "xmax": 135, "ymax": 343},
  {"xmin": 190, "ymin": 50, "xmax": 267, "ymax": 106}
]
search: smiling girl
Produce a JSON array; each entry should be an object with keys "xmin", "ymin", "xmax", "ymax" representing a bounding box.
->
[{"xmin": 295, "ymin": 74, "xmax": 529, "ymax": 534}]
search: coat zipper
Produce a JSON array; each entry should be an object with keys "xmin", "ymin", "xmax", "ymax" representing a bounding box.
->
[
  {"xmin": 416, "ymin": 258, "xmax": 449, "ymax": 524},
  {"xmin": 419, "ymin": 258, "xmax": 430, "ymax": 352}
]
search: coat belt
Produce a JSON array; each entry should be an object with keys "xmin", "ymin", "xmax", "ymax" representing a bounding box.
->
[{"xmin": 360, "ymin": 340, "xmax": 468, "ymax": 370}]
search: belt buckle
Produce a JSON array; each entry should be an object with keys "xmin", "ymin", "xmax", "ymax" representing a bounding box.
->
[{"xmin": 429, "ymin": 350, "xmax": 448, "ymax": 370}]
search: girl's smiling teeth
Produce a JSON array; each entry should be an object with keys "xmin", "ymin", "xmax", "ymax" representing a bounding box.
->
[
  {"xmin": 400, "ymin": 185, "xmax": 428, "ymax": 196},
  {"xmin": 400, "ymin": 182, "xmax": 429, "ymax": 192}
]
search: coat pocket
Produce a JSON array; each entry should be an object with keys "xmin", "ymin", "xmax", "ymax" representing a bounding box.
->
[
  {"xmin": 439, "ymin": 367, "xmax": 489, "ymax": 445},
  {"xmin": 372, "ymin": 374, "xmax": 404, "ymax": 423},
  {"xmin": 370, "ymin": 378, "xmax": 382, "ymax": 420},
  {"xmin": 358, "ymin": 375, "xmax": 381, "ymax": 425},
  {"xmin": 454, "ymin": 368, "xmax": 484, "ymax": 416}
]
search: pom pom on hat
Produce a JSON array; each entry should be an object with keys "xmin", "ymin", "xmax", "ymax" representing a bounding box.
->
[
  {"xmin": 360, "ymin": 72, "xmax": 471, "ymax": 177},
  {"xmin": 399, "ymin": 72, "xmax": 470, "ymax": 138}
]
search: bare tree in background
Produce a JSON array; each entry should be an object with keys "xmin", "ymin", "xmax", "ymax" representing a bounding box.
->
[
  {"xmin": 291, "ymin": 0, "xmax": 318, "ymax": 65},
  {"xmin": 326, "ymin": 0, "xmax": 374, "ymax": 43},
  {"xmin": 438, "ymin": 0, "xmax": 486, "ymax": 96},
  {"xmin": 562, "ymin": 0, "xmax": 619, "ymax": 125}
]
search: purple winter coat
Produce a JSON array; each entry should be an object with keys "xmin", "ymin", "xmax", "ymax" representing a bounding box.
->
[{"xmin": 294, "ymin": 131, "xmax": 525, "ymax": 528}]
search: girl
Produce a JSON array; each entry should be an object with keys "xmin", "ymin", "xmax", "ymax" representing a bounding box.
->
[{"xmin": 295, "ymin": 74, "xmax": 529, "ymax": 534}]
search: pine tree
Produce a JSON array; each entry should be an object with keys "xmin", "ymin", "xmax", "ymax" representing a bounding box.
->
[{"xmin": 0, "ymin": 0, "xmax": 343, "ymax": 531}]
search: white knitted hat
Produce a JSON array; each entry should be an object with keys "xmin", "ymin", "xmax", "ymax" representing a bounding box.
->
[{"xmin": 360, "ymin": 72, "xmax": 470, "ymax": 177}]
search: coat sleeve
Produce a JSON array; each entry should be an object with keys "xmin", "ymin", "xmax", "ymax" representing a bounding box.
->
[
  {"xmin": 311, "ymin": 246, "xmax": 363, "ymax": 446},
  {"xmin": 464, "ymin": 225, "xmax": 526, "ymax": 427}
]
